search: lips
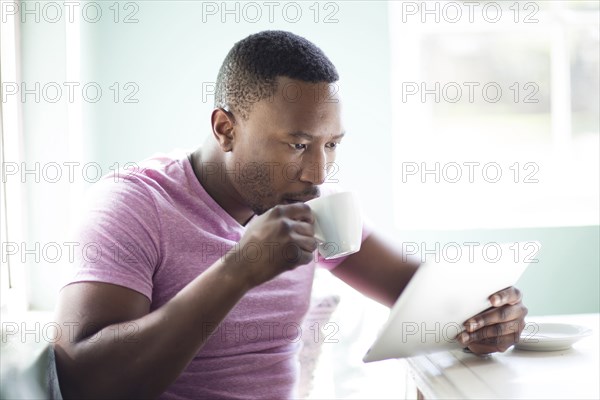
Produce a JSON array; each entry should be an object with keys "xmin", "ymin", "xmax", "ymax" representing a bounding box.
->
[
  {"xmin": 281, "ymin": 187, "xmax": 320, "ymax": 204},
  {"xmin": 282, "ymin": 195, "xmax": 318, "ymax": 204}
]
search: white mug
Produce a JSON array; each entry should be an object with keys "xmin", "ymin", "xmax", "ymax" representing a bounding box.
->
[{"xmin": 306, "ymin": 192, "xmax": 363, "ymax": 260}]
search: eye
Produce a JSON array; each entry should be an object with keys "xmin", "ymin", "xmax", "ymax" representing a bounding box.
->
[
  {"xmin": 290, "ymin": 143, "xmax": 307, "ymax": 150},
  {"xmin": 326, "ymin": 142, "xmax": 340, "ymax": 150}
]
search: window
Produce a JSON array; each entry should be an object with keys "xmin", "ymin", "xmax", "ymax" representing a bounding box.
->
[
  {"xmin": 1, "ymin": 5, "xmax": 26, "ymax": 311},
  {"xmin": 1, "ymin": 3, "xmax": 84, "ymax": 312},
  {"xmin": 390, "ymin": 0, "xmax": 599, "ymax": 229}
]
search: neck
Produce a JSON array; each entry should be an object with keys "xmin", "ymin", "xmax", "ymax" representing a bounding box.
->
[{"xmin": 189, "ymin": 145, "xmax": 255, "ymax": 226}]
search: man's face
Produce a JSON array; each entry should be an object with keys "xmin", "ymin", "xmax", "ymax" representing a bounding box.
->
[{"xmin": 227, "ymin": 77, "xmax": 344, "ymax": 215}]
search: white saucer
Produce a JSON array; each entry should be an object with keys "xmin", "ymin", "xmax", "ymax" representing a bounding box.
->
[{"xmin": 515, "ymin": 322, "xmax": 593, "ymax": 351}]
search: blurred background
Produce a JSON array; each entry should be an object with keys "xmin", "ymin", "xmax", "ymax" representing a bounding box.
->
[{"xmin": 1, "ymin": 1, "xmax": 599, "ymax": 398}]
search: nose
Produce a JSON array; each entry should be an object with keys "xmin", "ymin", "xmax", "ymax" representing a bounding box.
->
[{"xmin": 299, "ymin": 148, "xmax": 328, "ymax": 185}]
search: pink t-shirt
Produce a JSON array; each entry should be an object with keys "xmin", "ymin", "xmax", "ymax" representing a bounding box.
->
[{"xmin": 66, "ymin": 149, "xmax": 371, "ymax": 399}]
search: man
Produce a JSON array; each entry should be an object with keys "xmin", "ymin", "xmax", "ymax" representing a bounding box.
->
[{"xmin": 54, "ymin": 31, "xmax": 527, "ymax": 399}]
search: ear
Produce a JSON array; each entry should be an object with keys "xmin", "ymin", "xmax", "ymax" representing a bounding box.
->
[{"xmin": 211, "ymin": 108, "xmax": 237, "ymax": 152}]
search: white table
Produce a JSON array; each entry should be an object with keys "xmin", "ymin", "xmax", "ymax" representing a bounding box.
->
[{"xmin": 406, "ymin": 314, "xmax": 600, "ymax": 399}]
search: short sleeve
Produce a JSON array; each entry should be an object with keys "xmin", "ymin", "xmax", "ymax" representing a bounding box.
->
[{"xmin": 63, "ymin": 176, "xmax": 161, "ymax": 301}]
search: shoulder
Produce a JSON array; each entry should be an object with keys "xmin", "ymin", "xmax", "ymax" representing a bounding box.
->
[{"xmin": 83, "ymin": 149, "xmax": 191, "ymax": 209}]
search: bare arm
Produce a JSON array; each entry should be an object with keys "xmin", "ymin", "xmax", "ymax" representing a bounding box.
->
[
  {"xmin": 54, "ymin": 258, "xmax": 249, "ymax": 399},
  {"xmin": 331, "ymin": 232, "xmax": 420, "ymax": 307}
]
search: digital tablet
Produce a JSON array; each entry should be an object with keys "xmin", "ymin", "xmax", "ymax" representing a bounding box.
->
[{"xmin": 363, "ymin": 241, "xmax": 541, "ymax": 362}]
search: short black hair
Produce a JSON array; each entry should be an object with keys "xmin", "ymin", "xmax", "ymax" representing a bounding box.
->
[{"xmin": 215, "ymin": 30, "xmax": 339, "ymax": 119}]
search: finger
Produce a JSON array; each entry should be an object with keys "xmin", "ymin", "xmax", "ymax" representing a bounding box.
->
[
  {"xmin": 277, "ymin": 203, "xmax": 314, "ymax": 223},
  {"xmin": 280, "ymin": 241, "xmax": 316, "ymax": 267},
  {"xmin": 489, "ymin": 286, "xmax": 523, "ymax": 307},
  {"xmin": 287, "ymin": 220, "xmax": 315, "ymax": 238},
  {"xmin": 458, "ymin": 319, "xmax": 525, "ymax": 345},
  {"xmin": 289, "ymin": 232, "xmax": 318, "ymax": 253},
  {"xmin": 467, "ymin": 332, "xmax": 521, "ymax": 354},
  {"xmin": 464, "ymin": 303, "xmax": 528, "ymax": 332}
]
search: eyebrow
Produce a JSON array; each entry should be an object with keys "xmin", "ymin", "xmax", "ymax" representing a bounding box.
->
[{"xmin": 287, "ymin": 131, "xmax": 346, "ymax": 141}]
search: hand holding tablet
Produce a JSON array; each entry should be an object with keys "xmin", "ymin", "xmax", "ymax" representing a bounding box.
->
[{"xmin": 363, "ymin": 241, "xmax": 540, "ymax": 362}]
